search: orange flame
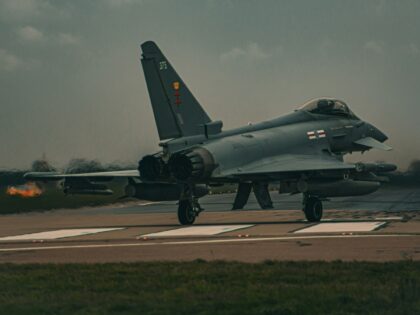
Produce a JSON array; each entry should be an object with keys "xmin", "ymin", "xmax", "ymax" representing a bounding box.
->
[{"xmin": 6, "ymin": 182, "xmax": 43, "ymax": 198}]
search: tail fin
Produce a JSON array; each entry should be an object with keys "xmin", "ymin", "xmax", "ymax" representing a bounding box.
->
[{"xmin": 140, "ymin": 41, "xmax": 211, "ymax": 140}]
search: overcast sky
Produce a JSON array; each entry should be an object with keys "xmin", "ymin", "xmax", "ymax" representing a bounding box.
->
[{"xmin": 1, "ymin": 0, "xmax": 419, "ymax": 170}]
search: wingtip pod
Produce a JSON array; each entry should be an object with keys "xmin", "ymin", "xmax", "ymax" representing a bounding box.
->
[{"xmin": 23, "ymin": 172, "xmax": 63, "ymax": 180}]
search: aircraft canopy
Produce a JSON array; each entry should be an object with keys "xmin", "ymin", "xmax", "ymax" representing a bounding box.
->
[{"xmin": 298, "ymin": 98, "xmax": 357, "ymax": 118}]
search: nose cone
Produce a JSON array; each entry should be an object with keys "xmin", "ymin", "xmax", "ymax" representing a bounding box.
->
[{"xmin": 368, "ymin": 124, "xmax": 388, "ymax": 143}]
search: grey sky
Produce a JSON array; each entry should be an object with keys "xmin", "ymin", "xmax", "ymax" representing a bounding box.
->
[{"xmin": 1, "ymin": 0, "xmax": 419, "ymax": 170}]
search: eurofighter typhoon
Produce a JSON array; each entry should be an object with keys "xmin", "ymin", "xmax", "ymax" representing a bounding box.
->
[{"xmin": 26, "ymin": 41, "xmax": 396, "ymax": 225}]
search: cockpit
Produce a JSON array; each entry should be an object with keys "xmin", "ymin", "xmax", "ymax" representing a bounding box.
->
[{"xmin": 298, "ymin": 98, "xmax": 358, "ymax": 119}]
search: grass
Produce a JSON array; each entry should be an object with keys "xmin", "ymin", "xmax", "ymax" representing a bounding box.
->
[{"xmin": 0, "ymin": 261, "xmax": 419, "ymax": 315}]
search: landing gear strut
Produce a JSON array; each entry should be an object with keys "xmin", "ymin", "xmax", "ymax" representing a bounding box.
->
[
  {"xmin": 303, "ymin": 195, "xmax": 323, "ymax": 222},
  {"xmin": 177, "ymin": 185, "xmax": 203, "ymax": 225}
]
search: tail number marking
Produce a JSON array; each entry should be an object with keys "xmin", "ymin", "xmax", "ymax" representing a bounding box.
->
[{"xmin": 159, "ymin": 61, "xmax": 168, "ymax": 70}]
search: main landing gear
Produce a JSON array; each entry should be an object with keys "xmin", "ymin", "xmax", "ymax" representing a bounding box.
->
[
  {"xmin": 177, "ymin": 199, "xmax": 203, "ymax": 225},
  {"xmin": 177, "ymin": 185, "xmax": 203, "ymax": 225},
  {"xmin": 303, "ymin": 195, "xmax": 323, "ymax": 222}
]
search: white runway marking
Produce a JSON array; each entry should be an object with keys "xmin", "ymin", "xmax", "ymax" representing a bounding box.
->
[
  {"xmin": 143, "ymin": 225, "xmax": 254, "ymax": 237},
  {"xmin": 295, "ymin": 222, "xmax": 386, "ymax": 234},
  {"xmin": 138, "ymin": 202, "xmax": 160, "ymax": 206},
  {"xmin": 0, "ymin": 228, "xmax": 125, "ymax": 241},
  {"xmin": 0, "ymin": 234, "xmax": 416, "ymax": 252},
  {"xmin": 374, "ymin": 216, "xmax": 403, "ymax": 221}
]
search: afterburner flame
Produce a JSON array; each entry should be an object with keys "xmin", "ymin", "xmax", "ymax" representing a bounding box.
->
[{"xmin": 6, "ymin": 182, "xmax": 43, "ymax": 198}]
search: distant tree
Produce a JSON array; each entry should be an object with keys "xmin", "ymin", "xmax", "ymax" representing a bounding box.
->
[
  {"xmin": 66, "ymin": 158, "xmax": 104, "ymax": 174},
  {"xmin": 408, "ymin": 160, "xmax": 420, "ymax": 175},
  {"xmin": 31, "ymin": 159, "xmax": 56, "ymax": 172}
]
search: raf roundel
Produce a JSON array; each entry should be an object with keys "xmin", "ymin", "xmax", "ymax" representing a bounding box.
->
[{"xmin": 173, "ymin": 81, "xmax": 181, "ymax": 105}]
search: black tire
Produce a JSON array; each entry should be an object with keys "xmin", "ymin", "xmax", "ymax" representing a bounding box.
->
[
  {"xmin": 304, "ymin": 197, "xmax": 323, "ymax": 222},
  {"xmin": 178, "ymin": 200, "xmax": 196, "ymax": 225}
]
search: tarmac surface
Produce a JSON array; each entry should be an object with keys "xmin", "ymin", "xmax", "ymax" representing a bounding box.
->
[{"xmin": 0, "ymin": 187, "xmax": 419, "ymax": 263}]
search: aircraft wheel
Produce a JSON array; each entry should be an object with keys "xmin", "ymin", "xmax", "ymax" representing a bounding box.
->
[
  {"xmin": 178, "ymin": 200, "xmax": 196, "ymax": 225},
  {"xmin": 304, "ymin": 197, "xmax": 323, "ymax": 222}
]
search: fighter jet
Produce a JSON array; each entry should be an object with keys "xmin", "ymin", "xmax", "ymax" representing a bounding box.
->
[{"xmin": 25, "ymin": 41, "xmax": 396, "ymax": 225}]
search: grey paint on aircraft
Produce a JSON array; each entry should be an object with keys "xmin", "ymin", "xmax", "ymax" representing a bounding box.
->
[{"xmin": 25, "ymin": 41, "xmax": 396, "ymax": 225}]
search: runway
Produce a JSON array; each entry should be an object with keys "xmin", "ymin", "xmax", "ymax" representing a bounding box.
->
[{"xmin": 0, "ymin": 187, "xmax": 419, "ymax": 263}]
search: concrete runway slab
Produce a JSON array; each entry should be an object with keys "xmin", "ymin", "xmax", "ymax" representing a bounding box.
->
[
  {"xmin": 294, "ymin": 222, "xmax": 386, "ymax": 233},
  {"xmin": 143, "ymin": 225, "xmax": 254, "ymax": 237},
  {"xmin": 0, "ymin": 188, "xmax": 419, "ymax": 263},
  {"xmin": 0, "ymin": 228, "xmax": 125, "ymax": 241}
]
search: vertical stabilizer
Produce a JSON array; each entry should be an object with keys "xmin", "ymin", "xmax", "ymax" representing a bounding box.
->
[{"xmin": 141, "ymin": 41, "xmax": 211, "ymax": 140}]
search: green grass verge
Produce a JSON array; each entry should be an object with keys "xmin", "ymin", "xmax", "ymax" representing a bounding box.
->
[{"xmin": 0, "ymin": 261, "xmax": 419, "ymax": 315}]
